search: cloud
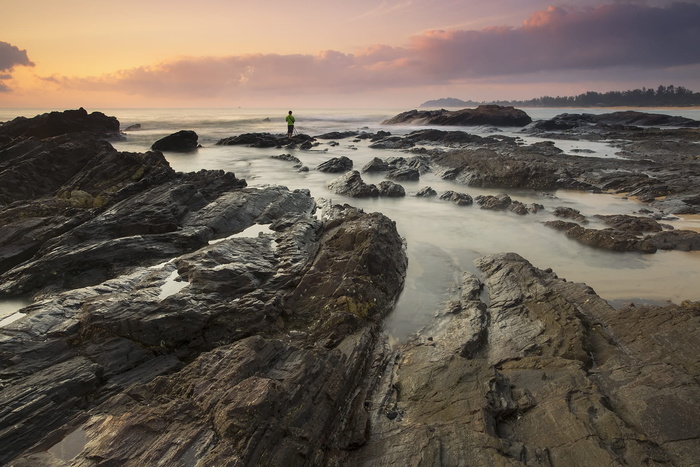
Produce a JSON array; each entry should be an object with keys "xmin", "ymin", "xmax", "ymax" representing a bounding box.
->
[
  {"xmin": 0, "ymin": 41, "xmax": 35, "ymax": 92},
  {"xmin": 51, "ymin": 2, "xmax": 700, "ymax": 100},
  {"xmin": 409, "ymin": 2, "xmax": 700, "ymax": 77}
]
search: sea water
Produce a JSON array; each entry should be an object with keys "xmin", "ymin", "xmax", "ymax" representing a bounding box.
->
[{"xmin": 2, "ymin": 107, "xmax": 699, "ymax": 338}]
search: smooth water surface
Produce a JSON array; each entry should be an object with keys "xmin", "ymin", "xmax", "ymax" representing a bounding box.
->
[{"xmin": 3, "ymin": 107, "xmax": 699, "ymax": 339}]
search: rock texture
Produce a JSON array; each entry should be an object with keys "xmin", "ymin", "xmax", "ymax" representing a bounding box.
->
[
  {"xmin": 0, "ymin": 120, "xmax": 408, "ymax": 465},
  {"xmin": 331, "ymin": 253, "xmax": 700, "ymax": 466}
]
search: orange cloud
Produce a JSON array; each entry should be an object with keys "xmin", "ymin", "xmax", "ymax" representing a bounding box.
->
[{"xmin": 37, "ymin": 2, "xmax": 700, "ymax": 101}]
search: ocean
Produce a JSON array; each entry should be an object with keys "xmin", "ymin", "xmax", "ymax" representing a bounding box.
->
[{"xmin": 1, "ymin": 107, "xmax": 700, "ymax": 339}]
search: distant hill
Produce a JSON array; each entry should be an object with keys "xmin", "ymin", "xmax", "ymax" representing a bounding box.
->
[{"xmin": 420, "ymin": 85, "xmax": 700, "ymax": 108}]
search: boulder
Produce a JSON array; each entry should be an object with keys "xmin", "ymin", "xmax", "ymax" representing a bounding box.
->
[
  {"xmin": 317, "ymin": 156, "xmax": 353, "ymax": 173},
  {"xmin": 326, "ymin": 170, "xmax": 378, "ymax": 198},
  {"xmin": 415, "ymin": 186, "xmax": 437, "ymax": 197},
  {"xmin": 377, "ymin": 181, "xmax": 405, "ymax": 197},
  {"xmin": 440, "ymin": 190, "xmax": 473, "ymax": 206},
  {"xmin": 151, "ymin": 130, "xmax": 200, "ymax": 153}
]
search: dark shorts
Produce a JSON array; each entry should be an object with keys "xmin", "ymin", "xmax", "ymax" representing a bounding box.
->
[{"xmin": 288, "ymin": 125, "xmax": 294, "ymax": 133}]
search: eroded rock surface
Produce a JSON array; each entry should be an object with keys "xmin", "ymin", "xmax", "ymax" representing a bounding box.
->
[{"xmin": 333, "ymin": 253, "xmax": 700, "ymax": 466}]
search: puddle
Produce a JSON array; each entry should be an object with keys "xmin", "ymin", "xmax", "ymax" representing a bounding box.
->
[
  {"xmin": 209, "ymin": 223, "xmax": 273, "ymax": 244},
  {"xmin": 47, "ymin": 427, "xmax": 88, "ymax": 461},
  {"xmin": 0, "ymin": 297, "xmax": 30, "ymax": 328},
  {"xmin": 158, "ymin": 270, "xmax": 189, "ymax": 301}
]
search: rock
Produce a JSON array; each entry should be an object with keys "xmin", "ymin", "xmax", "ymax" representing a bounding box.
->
[
  {"xmin": 335, "ymin": 253, "xmax": 700, "ymax": 466},
  {"xmin": 386, "ymin": 167, "xmax": 419, "ymax": 182},
  {"xmin": 377, "ymin": 181, "xmax": 405, "ymax": 197},
  {"xmin": 553, "ymin": 206, "xmax": 588, "ymax": 223},
  {"xmin": 0, "ymin": 108, "xmax": 120, "ymax": 139},
  {"xmin": 151, "ymin": 130, "xmax": 200, "ymax": 153},
  {"xmin": 646, "ymin": 229, "xmax": 700, "ymax": 251},
  {"xmin": 124, "ymin": 123, "xmax": 142, "ymax": 131},
  {"xmin": 317, "ymin": 156, "xmax": 353, "ymax": 173},
  {"xmin": 361, "ymin": 157, "xmax": 390, "ymax": 173},
  {"xmin": 415, "ymin": 186, "xmax": 437, "ymax": 197},
  {"xmin": 2, "ymin": 203, "xmax": 408, "ymax": 466},
  {"xmin": 440, "ymin": 190, "xmax": 473, "ymax": 206},
  {"xmin": 433, "ymin": 148, "xmax": 561, "ymax": 190},
  {"xmin": 594, "ymin": 214, "xmax": 664, "ymax": 232},
  {"xmin": 382, "ymin": 105, "xmax": 532, "ymax": 127},
  {"xmin": 216, "ymin": 132, "xmax": 282, "ymax": 148},
  {"xmin": 475, "ymin": 193, "xmax": 512, "ymax": 210},
  {"xmin": 544, "ymin": 220, "xmax": 657, "ymax": 253},
  {"xmin": 326, "ymin": 170, "xmax": 378, "ymax": 198},
  {"xmin": 270, "ymin": 153, "xmax": 301, "ymax": 164},
  {"xmin": 315, "ymin": 131, "xmax": 359, "ymax": 139},
  {"xmin": 475, "ymin": 193, "xmax": 541, "ymax": 215}
]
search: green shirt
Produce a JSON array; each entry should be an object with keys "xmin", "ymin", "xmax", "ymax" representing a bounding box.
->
[{"xmin": 286, "ymin": 115, "xmax": 295, "ymax": 125}]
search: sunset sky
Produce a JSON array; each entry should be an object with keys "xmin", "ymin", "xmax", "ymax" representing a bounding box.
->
[{"xmin": 2, "ymin": 0, "xmax": 700, "ymax": 109}]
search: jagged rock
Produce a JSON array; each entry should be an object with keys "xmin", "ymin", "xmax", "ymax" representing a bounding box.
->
[
  {"xmin": 382, "ymin": 105, "xmax": 532, "ymax": 127},
  {"xmin": 386, "ymin": 167, "xmax": 419, "ymax": 182},
  {"xmin": 553, "ymin": 206, "xmax": 588, "ymax": 223},
  {"xmin": 317, "ymin": 156, "xmax": 353, "ymax": 173},
  {"xmin": 216, "ymin": 132, "xmax": 314, "ymax": 148},
  {"xmin": 647, "ymin": 229, "xmax": 700, "ymax": 251},
  {"xmin": 415, "ymin": 186, "xmax": 437, "ymax": 197},
  {"xmin": 270, "ymin": 153, "xmax": 301, "ymax": 164},
  {"xmin": 334, "ymin": 253, "xmax": 700, "ymax": 466},
  {"xmin": 377, "ymin": 181, "xmax": 405, "ymax": 197},
  {"xmin": 433, "ymin": 148, "xmax": 561, "ymax": 190},
  {"xmin": 440, "ymin": 190, "xmax": 473, "ymax": 206},
  {"xmin": 476, "ymin": 193, "xmax": 542, "ymax": 215},
  {"xmin": 315, "ymin": 131, "xmax": 359, "ymax": 139},
  {"xmin": 326, "ymin": 171, "xmax": 378, "ymax": 198},
  {"xmin": 151, "ymin": 130, "xmax": 200, "ymax": 153},
  {"xmin": 544, "ymin": 220, "xmax": 657, "ymax": 253},
  {"xmin": 0, "ymin": 108, "xmax": 120, "ymax": 139},
  {"xmin": 361, "ymin": 157, "xmax": 390, "ymax": 173},
  {"xmin": 2, "ymin": 204, "xmax": 408, "ymax": 466},
  {"xmin": 594, "ymin": 214, "xmax": 664, "ymax": 232}
]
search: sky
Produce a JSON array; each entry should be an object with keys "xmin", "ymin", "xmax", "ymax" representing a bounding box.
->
[{"xmin": 1, "ymin": 0, "xmax": 700, "ymax": 109}]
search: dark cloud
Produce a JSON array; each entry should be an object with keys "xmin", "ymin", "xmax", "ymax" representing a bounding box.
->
[
  {"xmin": 408, "ymin": 2, "xmax": 700, "ymax": 77},
  {"xmin": 0, "ymin": 41, "xmax": 35, "ymax": 92},
  {"xmin": 0, "ymin": 41, "xmax": 34, "ymax": 71}
]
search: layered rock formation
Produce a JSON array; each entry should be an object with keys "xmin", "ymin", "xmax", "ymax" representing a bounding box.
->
[{"xmin": 1, "ymin": 108, "xmax": 699, "ymax": 466}]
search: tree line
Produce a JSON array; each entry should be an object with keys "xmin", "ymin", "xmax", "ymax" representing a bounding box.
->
[{"xmin": 422, "ymin": 85, "xmax": 700, "ymax": 108}]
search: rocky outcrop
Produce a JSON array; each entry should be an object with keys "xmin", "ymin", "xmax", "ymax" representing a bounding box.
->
[
  {"xmin": 151, "ymin": 130, "xmax": 200, "ymax": 152},
  {"xmin": 530, "ymin": 111, "xmax": 700, "ymax": 132},
  {"xmin": 475, "ymin": 193, "xmax": 543, "ymax": 215},
  {"xmin": 0, "ymin": 108, "xmax": 120, "ymax": 139},
  {"xmin": 332, "ymin": 253, "xmax": 700, "ymax": 466},
  {"xmin": 216, "ymin": 132, "xmax": 315, "ymax": 148},
  {"xmin": 382, "ymin": 105, "xmax": 532, "ymax": 127},
  {"xmin": 326, "ymin": 171, "xmax": 379, "ymax": 197},
  {"xmin": 0, "ymin": 119, "xmax": 409, "ymax": 464},
  {"xmin": 317, "ymin": 156, "xmax": 353, "ymax": 173},
  {"xmin": 439, "ymin": 190, "xmax": 473, "ymax": 206}
]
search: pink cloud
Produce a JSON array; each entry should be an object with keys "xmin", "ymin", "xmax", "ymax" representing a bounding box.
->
[{"xmin": 50, "ymin": 2, "xmax": 700, "ymax": 100}]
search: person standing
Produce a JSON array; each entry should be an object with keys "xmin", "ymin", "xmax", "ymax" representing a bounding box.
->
[{"xmin": 286, "ymin": 110, "xmax": 295, "ymax": 138}]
